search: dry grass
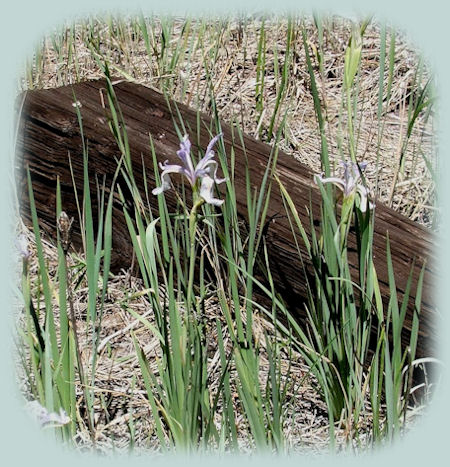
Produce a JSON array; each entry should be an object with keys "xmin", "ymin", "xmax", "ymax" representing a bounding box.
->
[
  {"xmin": 16, "ymin": 13, "xmax": 437, "ymax": 454},
  {"xmin": 15, "ymin": 225, "xmax": 336, "ymax": 454},
  {"xmin": 19, "ymin": 222, "xmax": 425, "ymax": 454},
  {"xmin": 22, "ymin": 15, "xmax": 436, "ymax": 226}
]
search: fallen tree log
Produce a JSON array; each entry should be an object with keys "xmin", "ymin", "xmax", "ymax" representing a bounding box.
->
[{"xmin": 16, "ymin": 78, "xmax": 437, "ymax": 361}]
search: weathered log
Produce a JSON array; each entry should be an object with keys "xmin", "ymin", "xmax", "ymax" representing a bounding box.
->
[{"xmin": 16, "ymin": 78, "xmax": 437, "ymax": 360}]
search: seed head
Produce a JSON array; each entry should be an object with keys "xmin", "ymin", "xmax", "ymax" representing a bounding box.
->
[{"xmin": 57, "ymin": 211, "xmax": 74, "ymax": 253}]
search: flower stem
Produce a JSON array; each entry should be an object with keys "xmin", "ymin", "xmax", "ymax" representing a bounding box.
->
[
  {"xmin": 187, "ymin": 196, "xmax": 204, "ymax": 310},
  {"xmin": 340, "ymin": 196, "xmax": 354, "ymax": 253}
]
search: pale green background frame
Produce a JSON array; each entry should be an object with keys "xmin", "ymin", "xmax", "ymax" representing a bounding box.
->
[{"xmin": 1, "ymin": 1, "xmax": 447, "ymax": 465}]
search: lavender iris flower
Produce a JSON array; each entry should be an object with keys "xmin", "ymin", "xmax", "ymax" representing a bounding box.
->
[
  {"xmin": 152, "ymin": 134, "xmax": 226, "ymax": 206},
  {"xmin": 16, "ymin": 234, "xmax": 31, "ymax": 260},
  {"xmin": 26, "ymin": 400, "xmax": 71, "ymax": 428},
  {"xmin": 315, "ymin": 161, "xmax": 374, "ymax": 212}
]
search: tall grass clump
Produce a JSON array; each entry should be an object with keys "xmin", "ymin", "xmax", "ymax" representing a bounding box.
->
[
  {"xmin": 269, "ymin": 17, "xmax": 428, "ymax": 446},
  {"xmin": 16, "ymin": 123, "xmax": 118, "ymax": 442},
  {"xmin": 95, "ymin": 69, "xmax": 292, "ymax": 452},
  {"xmin": 278, "ymin": 164, "xmax": 424, "ymax": 446}
]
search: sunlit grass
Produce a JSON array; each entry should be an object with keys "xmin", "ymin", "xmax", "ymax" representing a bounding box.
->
[{"xmin": 15, "ymin": 12, "xmax": 437, "ymax": 454}]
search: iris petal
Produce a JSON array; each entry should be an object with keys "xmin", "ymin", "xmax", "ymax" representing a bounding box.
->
[
  {"xmin": 196, "ymin": 160, "xmax": 226, "ymax": 184},
  {"xmin": 200, "ymin": 176, "xmax": 225, "ymax": 206},
  {"xmin": 315, "ymin": 174, "xmax": 346, "ymax": 192},
  {"xmin": 196, "ymin": 133, "xmax": 223, "ymax": 172},
  {"xmin": 176, "ymin": 134, "xmax": 195, "ymax": 176},
  {"xmin": 152, "ymin": 165, "xmax": 186, "ymax": 194}
]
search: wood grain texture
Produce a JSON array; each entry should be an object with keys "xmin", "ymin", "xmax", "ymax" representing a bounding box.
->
[{"xmin": 16, "ymin": 78, "xmax": 437, "ymax": 360}]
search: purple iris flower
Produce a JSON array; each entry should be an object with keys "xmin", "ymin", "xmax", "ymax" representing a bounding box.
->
[
  {"xmin": 315, "ymin": 161, "xmax": 374, "ymax": 212},
  {"xmin": 16, "ymin": 234, "xmax": 31, "ymax": 260},
  {"xmin": 26, "ymin": 400, "xmax": 71, "ymax": 427},
  {"xmin": 152, "ymin": 134, "xmax": 226, "ymax": 206}
]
